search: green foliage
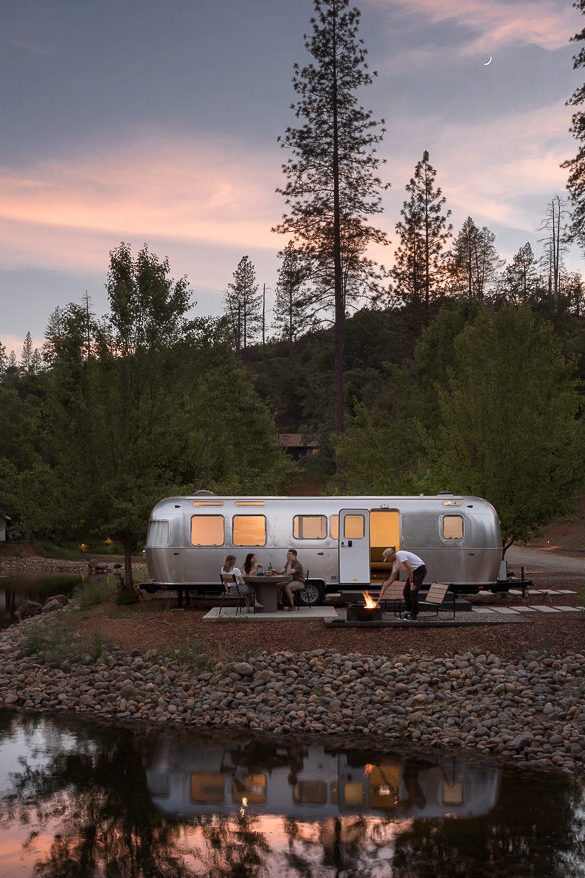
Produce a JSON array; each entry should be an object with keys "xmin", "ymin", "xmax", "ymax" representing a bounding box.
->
[
  {"xmin": 447, "ymin": 217, "xmax": 503, "ymax": 300},
  {"xmin": 9, "ymin": 245, "xmax": 295, "ymax": 585},
  {"xmin": 225, "ymin": 255, "xmax": 261, "ymax": 351},
  {"xmin": 275, "ymin": 0, "xmax": 390, "ymax": 432},
  {"xmin": 425, "ymin": 305, "xmax": 585, "ymax": 543},
  {"xmin": 391, "ymin": 150, "xmax": 452, "ymax": 314},
  {"xmin": 74, "ymin": 576, "xmax": 118, "ymax": 609},
  {"xmin": 116, "ymin": 585, "xmax": 140, "ymax": 605},
  {"xmin": 333, "ymin": 301, "xmax": 481, "ymax": 493},
  {"xmin": 19, "ymin": 619, "xmax": 110, "ymax": 666},
  {"xmin": 169, "ymin": 643, "xmax": 214, "ymax": 670},
  {"xmin": 33, "ymin": 541, "xmax": 85, "ymax": 560},
  {"xmin": 331, "ymin": 401, "xmax": 422, "ymax": 494},
  {"xmin": 334, "ymin": 303, "xmax": 585, "ymax": 546},
  {"xmin": 273, "ymin": 242, "xmax": 314, "ymax": 343}
]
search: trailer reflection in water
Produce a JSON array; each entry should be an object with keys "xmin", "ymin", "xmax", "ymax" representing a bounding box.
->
[
  {"xmin": 147, "ymin": 737, "xmax": 501, "ymax": 821},
  {"xmin": 0, "ymin": 713, "xmax": 583, "ymax": 877}
]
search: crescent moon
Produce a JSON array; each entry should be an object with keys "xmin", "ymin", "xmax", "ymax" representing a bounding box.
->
[{"xmin": 484, "ymin": 56, "xmax": 493, "ymax": 65}]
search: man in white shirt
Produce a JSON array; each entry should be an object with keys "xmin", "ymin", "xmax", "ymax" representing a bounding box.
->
[{"xmin": 379, "ymin": 547, "xmax": 427, "ymax": 620}]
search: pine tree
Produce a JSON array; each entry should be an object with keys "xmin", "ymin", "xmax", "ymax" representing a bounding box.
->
[
  {"xmin": 563, "ymin": 0, "xmax": 585, "ymax": 246},
  {"xmin": 447, "ymin": 217, "xmax": 503, "ymax": 300},
  {"xmin": 497, "ymin": 243, "xmax": 543, "ymax": 304},
  {"xmin": 225, "ymin": 255, "xmax": 261, "ymax": 352},
  {"xmin": 392, "ymin": 150, "xmax": 451, "ymax": 316},
  {"xmin": 273, "ymin": 242, "xmax": 313, "ymax": 344},
  {"xmin": 274, "ymin": 0, "xmax": 389, "ymax": 433},
  {"xmin": 20, "ymin": 332, "xmax": 34, "ymax": 373}
]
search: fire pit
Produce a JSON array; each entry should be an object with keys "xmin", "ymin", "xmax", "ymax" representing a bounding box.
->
[{"xmin": 346, "ymin": 591, "xmax": 384, "ymax": 622}]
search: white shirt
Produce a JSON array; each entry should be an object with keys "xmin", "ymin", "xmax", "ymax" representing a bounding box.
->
[
  {"xmin": 221, "ymin": 566, "xmax": 243, "ymax": 581},
  {"xmin": 392, "ymin": 550, "xmax": 425, "ymax": 573}
]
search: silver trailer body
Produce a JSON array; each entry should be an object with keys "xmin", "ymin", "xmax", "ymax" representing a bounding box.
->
[{"xmin": 144, "ymin": 493, "xmax": 502, "ymax": 599}]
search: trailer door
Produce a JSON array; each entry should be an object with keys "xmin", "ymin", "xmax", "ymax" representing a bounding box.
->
[{"xmin": 339, "ymin": 509, "xmax": 370, "ymax": 584}]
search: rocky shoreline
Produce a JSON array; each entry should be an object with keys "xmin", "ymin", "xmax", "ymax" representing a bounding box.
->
[{"xmin": 1, "ymin": 606, "xmax": 584, "ymax": 775}]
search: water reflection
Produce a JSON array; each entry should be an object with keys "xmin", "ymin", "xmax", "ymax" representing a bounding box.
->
[
  {"xmin": 0, "ymin": 573, "xmax": 82, "ymax": 628},
  {"xmin": 147, "ymin": 737, "xmax": 500, "ymax": 821},
  {"xmin": 0, "ymin": 710, "xmax": 582, "ymax": 877}
]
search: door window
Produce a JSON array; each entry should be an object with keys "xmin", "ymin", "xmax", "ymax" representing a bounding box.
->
[{"xmin": 344, "ymin": 514, "xmax": 365, "ymax": 539}]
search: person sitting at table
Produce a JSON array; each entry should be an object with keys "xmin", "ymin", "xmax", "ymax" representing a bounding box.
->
[
  {"xmin": 275, "ymin": 548, "xmax": 305, "ymax": 610},
  {"xmin": 243, "ymin": 553, "xmax": 259, "ymax": 577},
  {"xmin": 220, "ymin": 555, "xmax": 263, "ymax": 610}
]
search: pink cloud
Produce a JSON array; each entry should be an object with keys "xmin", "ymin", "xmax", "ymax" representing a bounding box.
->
[
  {"xmin": 432, "ymin": 102, "xmax": 572, "ymax": 229},
  {"xmin": 0, "ymin": 135, "xmax": 281, "ymax": 271},
  {"xmin": 367, "ymin": 0, "xmax": 581, "ymax": 54}
]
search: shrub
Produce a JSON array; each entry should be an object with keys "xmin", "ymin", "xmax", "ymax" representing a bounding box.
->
[
  {"xmin": 19, "ymin": 619, "xmax": 111, "ymax": 665},
  {"xmin": 74, "ymin": 576, "xmax": 117, "ymax": 609}
]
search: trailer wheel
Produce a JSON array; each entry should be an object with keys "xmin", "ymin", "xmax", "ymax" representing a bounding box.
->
[
  {"xmin": 299, "ymin": 580, "xmax": 325, "ymax": 607},
  {"xmin": 142, "ymin": 584, "xmax": 158, "ymax": 594}
]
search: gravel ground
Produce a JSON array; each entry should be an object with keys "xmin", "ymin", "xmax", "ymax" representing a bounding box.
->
[
  {"xmin": 1, "ymin": 551, "xmax": 584, "ymax": 774},
  {"xmin": 1, "ymin": 551, "xmax": 583, "ymax": 661}
]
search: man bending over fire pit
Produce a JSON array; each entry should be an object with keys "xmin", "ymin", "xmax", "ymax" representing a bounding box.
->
[{"xmin": 379, "ymin": 548, "xmax": 427, "ymax": 620}]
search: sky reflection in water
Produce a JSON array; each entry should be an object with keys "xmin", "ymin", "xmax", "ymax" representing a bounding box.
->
[{"xmin": 0, "ymin": 710, "xmax": 582, "ymax": 876}]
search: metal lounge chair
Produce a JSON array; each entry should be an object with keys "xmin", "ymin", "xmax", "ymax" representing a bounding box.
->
[
  {"xmin": 422, "ymin": 583, "xmax": 456, "ymax": 619},
  {"xmin": 219, "ymin": 573, "xmax": 247, "ymax": 615},
  {"xmin": 379, "ymin": 581, "xmax": 405, "ymax": 617}
]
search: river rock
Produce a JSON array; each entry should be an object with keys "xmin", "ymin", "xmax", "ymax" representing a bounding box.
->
[
  {"xmin": 42, "ymin": 599, "xmax": 64, "ymax": 614},
  {"xmin": 17, "ymin": 601, "xmax": 43, "ymax": 620}
]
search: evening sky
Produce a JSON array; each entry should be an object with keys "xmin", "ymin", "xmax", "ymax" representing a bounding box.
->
[{"xmin": 0, "ymin": 0, "xmax": 583, "ymax": 353}]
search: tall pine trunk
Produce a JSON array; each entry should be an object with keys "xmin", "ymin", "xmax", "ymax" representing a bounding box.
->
[{"xmin": 332, "ymin": 6, "xmax": 344, "ymax": 435}]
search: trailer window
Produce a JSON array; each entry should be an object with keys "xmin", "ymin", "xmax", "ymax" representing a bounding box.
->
[
  {"xmin": 147, "ymin": 520, "xmax": 169, "ymax": 547},
  {"xmin": 344, "ymin": 515, "xmax": 365, "ymax": 539},
  {"xmin": 191, "ymin": 515, "xmax": 225, "ymax": 546},
  {"xmin": 233, "ymin": 515, "xmax": 267, "ymax": 546},
  {"xmin": 330, "ymin": 515, "xmax": 339, "ymax": 539},
  {"xmin": 293, "ymin": 515, "xmax": 327, "ymax": 539},
  {"xmin": 443, "ymin": 515, "xmax": 464, "ymax": 539}
]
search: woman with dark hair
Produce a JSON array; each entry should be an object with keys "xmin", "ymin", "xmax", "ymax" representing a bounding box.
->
[
  {"xmin": 220, "ymin": 555, "xmax": 263, "ymax": 610},
  {"xmin": 243, "ymin": 553, "xmax": 259, "ymax": 576}
]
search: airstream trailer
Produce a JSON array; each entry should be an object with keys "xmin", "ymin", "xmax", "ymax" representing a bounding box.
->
[{"xmin": 143, "ymin": 492, "xmax": 507, "ymax": 604}]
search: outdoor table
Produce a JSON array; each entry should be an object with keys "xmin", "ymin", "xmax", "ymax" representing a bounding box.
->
[{"xmin": 244, "ymin": 575, "xmax": 291, "ymax": 613}]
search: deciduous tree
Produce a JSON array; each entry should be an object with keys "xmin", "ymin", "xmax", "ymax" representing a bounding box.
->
[{"xmin": 427, "ymin": 306, "xmax": 584, "ymax": 547}]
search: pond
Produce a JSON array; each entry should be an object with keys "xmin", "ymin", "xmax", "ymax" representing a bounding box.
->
[
  {"xmin": 0, "ymin": 710, "xmax": 583, "ymax": 876},
  {"xmin": 0, "ymin": 573, "xmax": 83, "ymax": 628}
]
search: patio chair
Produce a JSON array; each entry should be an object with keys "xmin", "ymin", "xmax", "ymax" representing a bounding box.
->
[
  {"xmin": 421, "ymin": 583, "xmax": 456, "ymax": 619},
  {"xmin": 219, "ymin": 573, "xmax": 246, "ymax": 615},
  {"xmin": 379, "ymin": 581, "xmax": 405, "ymax": 617}
]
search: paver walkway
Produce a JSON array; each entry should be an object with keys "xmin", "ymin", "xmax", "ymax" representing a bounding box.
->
[{"xmin": 472, "ymin": 604, "xmax": 584, "ymax": 615}]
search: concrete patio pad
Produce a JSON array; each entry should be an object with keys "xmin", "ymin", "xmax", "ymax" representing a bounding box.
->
[{"xmin": 202, "ymin": 606, "xmax": 337, "ymax": 622}]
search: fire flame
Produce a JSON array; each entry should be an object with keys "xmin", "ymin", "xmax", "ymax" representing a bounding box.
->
[{"xmin": 363, "ymin": 591, "xmax": 378, "ymax": 609}]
